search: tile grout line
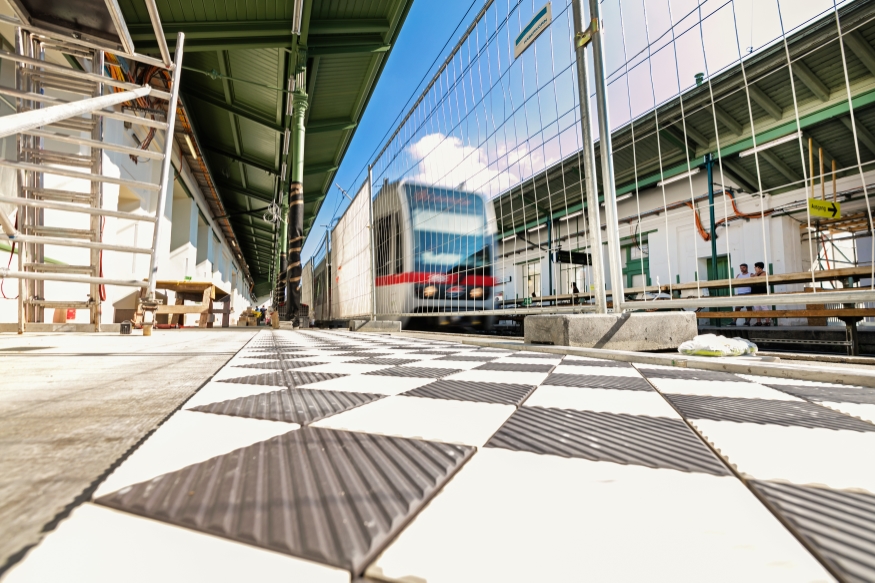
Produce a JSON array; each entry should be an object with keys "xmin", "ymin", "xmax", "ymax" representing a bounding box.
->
[{"xmin": 630, "ymin": 363, "xmax": 849, "ymax": 583}]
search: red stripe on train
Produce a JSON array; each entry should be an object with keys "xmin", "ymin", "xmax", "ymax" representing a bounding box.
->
[{"xmin": 375, "ymin": 273, "xmax": 495, "ymax": 287}]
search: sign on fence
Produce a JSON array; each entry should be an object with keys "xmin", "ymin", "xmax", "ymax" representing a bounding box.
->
[
  {"xmin": 514, "ymin": 3, "xmax": 552, "ymax": 58},
  {"xmin": 808, "ymin": 198, "xmax": 841, "ymax": 219}
]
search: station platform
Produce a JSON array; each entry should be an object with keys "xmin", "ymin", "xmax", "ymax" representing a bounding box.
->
[{"xmin": 2, "ymin": 329, "xmax": 874, "ymax": 582}]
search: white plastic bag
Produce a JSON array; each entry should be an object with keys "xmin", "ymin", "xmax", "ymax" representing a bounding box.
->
[{"xmin": 678, "ymin": 334, "xmax": 758, "ymax": 357}]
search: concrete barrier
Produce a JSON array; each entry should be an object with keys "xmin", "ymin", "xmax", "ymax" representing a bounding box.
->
[
  {"xmin": 350, "ymin": 320, "xmax": 402, "ymax": 332},
  {"xmin": 525, "ymin": 312, "xmax": 697, "ymax": 351}
]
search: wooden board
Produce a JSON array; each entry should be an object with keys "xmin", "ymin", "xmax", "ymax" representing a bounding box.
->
[{"xmin": 695, "ymin": 309, "xmax": 875, "ymax": 318}]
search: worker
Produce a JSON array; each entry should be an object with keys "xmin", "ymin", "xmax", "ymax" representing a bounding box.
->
[
  {"xmin": 750, "ymin": 262, "xmax": 770, "ymax": 326},
  {"xmin": 734, "ymin": 263, "xmax": 752, "ymax": 325}
]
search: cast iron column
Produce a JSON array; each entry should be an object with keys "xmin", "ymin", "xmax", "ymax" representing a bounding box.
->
[{"xmin": 285, "ymin": 90, "xmax": 307, "ymax": 322}]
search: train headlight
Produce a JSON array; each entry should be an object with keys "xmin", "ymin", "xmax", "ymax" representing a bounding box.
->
[
  {"xmin": 469, "ymin": 287, "xmax": 484, "ymax": 299},
  {"xmin": 422, "ymin": 285, "xmax": 438, "ymax": 298}
]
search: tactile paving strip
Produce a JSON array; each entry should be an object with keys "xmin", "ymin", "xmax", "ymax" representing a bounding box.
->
[
  {"xmin": 96, "ymin": 428, "xmax": 475, "ymax": 573},
  {"xmin": 638, "ymin": 368, "xmax": 743, "ymax": 382},
  {"xmin": 191, "ymin": 388, "xmax": 383, "ymax": 424},
  {"xmin": 403, "ymin": 379, "xmax": 535, "ymax": 405},
  {"xmin": 763, "ymin": 384, "xmax": 875, "ymax": 405},
  {"xmin": 510, "ymin": 351, "xmax": 561, "ymax": 359},
  {"xmin": 486, "ymin": 407, "xmax": 729, "ymax": 476},
  {"xmin": 561, "ymin": 359, "xmax": 632, "ymax": 369},
  {"xmin": 750, "ymin": 480, "xmax": 875, "ymax": 582},
  {"xmin": 543, "ymin": 373, "xmax": 653, "ymax": 391},
  {"xmin": 474, "ymin": 362, "xmax": 554, "ymax": 373},
  {"xmin": 347, "ymin": 357, "xmax": 423, "ymax": 366},
  {"xmin": 664, "ymin": 394, "xmax": 875, "ymax": 432},
  {"xmin": 433, "ymin": 354, "xmax": 501, "ymax": 362},
  {"xmin": 363, "ymin": 367, "xmax": 463, "ymax": 378},
  {"xmin": 218, "ymin": 371, "xmax": 347, "ymax": 387},
  {"xmin": 233, "ymin": 360, "xmax": 325, "ymax": 370},
  {"xmin": 406, "ymin": 350, "xmax": 466, "ymax": 355}
]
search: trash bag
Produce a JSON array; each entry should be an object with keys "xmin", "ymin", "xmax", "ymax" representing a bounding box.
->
[{"xmin": 678, "ymin": 334, "xmax": 758, "ymax": 357}]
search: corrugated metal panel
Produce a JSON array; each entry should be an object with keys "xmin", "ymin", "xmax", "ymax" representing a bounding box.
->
[
  {"xmin": 486, "ymin": 407, "xmax": 730, "ymax": 476},
  {"xmin": 191, "ymin": 387, "xmax": 383, "ymax": 424},
  {"xmin": 403, "ymin": 379, "xmax": 536, "ymax": 405},
  {"xmin": 763, "ymin": 383, "xmax": 875, "ymax": 405},
  {"xmin": 363, "ymin": 367, "xmax": 463, "ymax": 378},
  {"xmin": 96, "ymin": 427, "xmax": 475, "ymax": 573},
  {"xmin": 665, "ymin": 395, "xmax": 875, "ymax": 432},
  {"xmin": 542, "ymin": 373, "xmax": 654, "ymax": 391},
  {"xmin": 751, "ymin": 480, "xmax": 875, "ymax": 583},
  {"xmin": 219, "ymin": 371, "xmax": 347, "ymax": 387}
]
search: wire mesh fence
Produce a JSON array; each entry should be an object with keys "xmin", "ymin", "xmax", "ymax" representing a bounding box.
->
[{"xmin": 299, "ymin": 0, "xmax": 875, "ymax": 328}]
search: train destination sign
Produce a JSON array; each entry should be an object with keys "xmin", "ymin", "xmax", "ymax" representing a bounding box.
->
[
  {"xmin": 807, "ymin": 198, "xmax": 841, "ymax": 219},
  {"xmin": 514, "ymin": 3, "xmax": 552, "ymax": 58}
]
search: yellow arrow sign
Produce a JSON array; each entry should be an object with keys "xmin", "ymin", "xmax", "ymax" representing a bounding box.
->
[{"xmin": 808, "ymin": 198, "xmax": 841, "ymax": 219}]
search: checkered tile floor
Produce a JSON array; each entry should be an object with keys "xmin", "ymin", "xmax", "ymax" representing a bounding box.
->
[{"xmin": 7, "ymin": 331, "xmax": 874, "ymax": 582}]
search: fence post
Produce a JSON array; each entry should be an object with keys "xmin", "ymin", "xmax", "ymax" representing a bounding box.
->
[
  {"xmin": 571, "ymin": 0, "xmax": 606, "ymax": 313},
  {"xmin": 587, "ymin": 0, "xmax": 625, "ymax": 312},
  {"xmin": 368, "ymin": 166, "xmax": 377, "ymax": 321}
]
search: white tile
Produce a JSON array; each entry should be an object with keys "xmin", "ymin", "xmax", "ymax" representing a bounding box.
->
[
  {"xmin": 183, "ymin": 380, "xmax": 277, "ymax": 409},
  {"xmin": 526, "ymin": 386, "xmax": 681, "ymax": 419},
  {"xmin": 442, "ymin": 370, "xmax": 549, "ymax": 386},
  {"xmin": 296, "ymin": 374, "xmax": 435, "ymax": 396},
  {"xmin": 4, "ymin": 504, "xmax": 347, "ymax": 583},
  {"xmin": 292, "ymin": 363, "xmax": 396, "ymax": 375},
  {"xmin": 493, "ymin": 356, "xmax": 563, "ymax": 366},
  {"xmin": 399, "ymin": 359, "xmax": 483, "ymax": 370},
  {"xmin": 818, "ymin": 401, "xmax": 875, "ymax": 424},
  {"xmin": 366, "ymin": 448, "xmax": 830, "ymax": 583},
  {"xmin": 312, "ymin": 396, "xmax": 514, "ymax": 447},
  {"xmin": 551, "ymin": 365, "xmax": 642, "ymax": 377},
  {"xmin": 94, "ymin": 410, "xmax": 296, "ymax": 498},
  {"xmin": 692, "ymin": 419, "xmax": 875, "ymax": 494},
  {"xmin": 648, "ymin": 378, "xmax": 803, "ymax": 401}
]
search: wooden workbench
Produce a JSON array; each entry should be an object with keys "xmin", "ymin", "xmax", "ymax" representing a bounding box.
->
[{"xmin": 153, "ymin": 281, "xmax": 231, "ymax": 328}]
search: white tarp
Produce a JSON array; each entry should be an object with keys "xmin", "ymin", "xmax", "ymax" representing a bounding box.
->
[{"xmin": 330, "ymin": 182, "xmax": 373, "ymax": 319}]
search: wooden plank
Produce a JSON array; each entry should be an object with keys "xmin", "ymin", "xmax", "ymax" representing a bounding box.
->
[
  {"xmin": 695, "ymin": 309, "xmax": 875, "ymax": 318},
  {"xmin": 156, "ymin": 305, "xmax": 209, "ymax": 315},
  {"xmin": 199, "ymin": 287, "xmax": 211, "ymax": 328},
  {"xmin": 666, "ymin": 266, "xmax": 873, "ymax": 291}
]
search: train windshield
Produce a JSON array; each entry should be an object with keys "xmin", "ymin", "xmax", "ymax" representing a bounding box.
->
[{"xmin": 406, "ymin": 185, "xmax": 492, "ymax": 275}]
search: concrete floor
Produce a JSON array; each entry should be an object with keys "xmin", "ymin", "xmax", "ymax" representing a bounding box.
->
[{"xmin": 0, "ymin": 328, "xmax": 258, "ymax": 575}]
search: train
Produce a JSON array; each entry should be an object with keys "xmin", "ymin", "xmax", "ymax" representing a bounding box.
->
[{"xmin": 303, "ymin": 180, "xmax": 498, "ymax": 329}]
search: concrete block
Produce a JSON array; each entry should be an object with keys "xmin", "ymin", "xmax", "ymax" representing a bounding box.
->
[
  {"xmin": 524, "ymin": 312, "xmax": 697, "ymax": 351},
  {"xmin": 350, "ymin": 320, "xmax": 402, "ymax": 332}
]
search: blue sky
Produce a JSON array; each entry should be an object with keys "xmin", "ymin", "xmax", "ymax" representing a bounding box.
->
[{"xmin": 301, "ymin": 0, "xmax": 481, "ymax": 263}]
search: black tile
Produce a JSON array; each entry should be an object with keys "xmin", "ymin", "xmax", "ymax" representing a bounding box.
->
[
  {"xmin": 486, "ymin": 407, "xmax": 729, "ymax": 476},
  {"xmin": 561, "ymin": 358, "xmax": 632, "ymax": 369},
  {"xmin": 363, "ymin": 367, "xmax": 462, "ymax": 378},
  {"xmin": 665, "ymin": 394, "xmax": 875, "ymax": 432},
  {"xmin": 96, "ymin": 428, "xmax": 474, "ymax": 573},
  {"xmin": 234, "ymin": 360, "xmax": 326, "ymax": 370},
  {"xmin": 639, "ymin": 368, "xmax": 742, "ymax": 382},
  {"xmin": 764, "ymin": 384, "xmax": 875, "ymax": 406},
  {"xmin": 191, "ymin": 388, "xmax": 383, "ymax": 424},
  {"xmin": 433, "ymin": 354, "xmax": 501, "ymax": 362},
  {"xmin": 750, "ymin": 480, "xmax": 875, "ymax": 582},
  {"xmin": 403, "ymin": 379, "xmax": 535, "ymax": 405},
  {"xmin": 474, "ymin": 362, "xmax": 554, "ymax": 373},
  {"xmin": 348, "ymin": 357, "xmax": 423, "ymax": 365},
  {"xmin": 543, "ymin": 373, "xmax": 653, "ymax": 391},
  {"xmin": 219, "ymin": 371, "xmax": 347, "ymax": 388}
]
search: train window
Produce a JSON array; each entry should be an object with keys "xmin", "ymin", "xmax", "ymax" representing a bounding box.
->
[
  {"xmin": 394, "ymin": 212, "xmax": 403, "ymax": 275},
  {"xmin": 376, "ymin": 216, "xmax": 391, "ymax": 277}
]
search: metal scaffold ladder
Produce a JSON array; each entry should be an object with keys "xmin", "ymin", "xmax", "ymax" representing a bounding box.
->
[{"xmin": 0, "ymin": 6, "xmax": 184, "ymax": 333}]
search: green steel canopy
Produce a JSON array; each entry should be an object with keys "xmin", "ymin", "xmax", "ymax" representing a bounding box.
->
[{"xmin": 119, "ymin": 0, "xmax": 414, "ymax": 296}]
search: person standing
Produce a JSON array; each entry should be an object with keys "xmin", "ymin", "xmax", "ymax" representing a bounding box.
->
[
  {"xmin": 750, "ymin": 262, "xmax": 770, "ymax": 326},
  {"xmin": 734, "ymin": 263, "xmax": 752, "ymax": 325}
]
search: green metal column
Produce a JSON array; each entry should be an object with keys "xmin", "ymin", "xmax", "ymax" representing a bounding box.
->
[{"xmin": 285, "ymin": 89, "xmax": 308, "ymax": 321}]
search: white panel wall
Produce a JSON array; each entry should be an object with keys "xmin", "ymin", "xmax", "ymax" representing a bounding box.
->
[{"xmin": 330, "ymin": 184, "xmax": 373, "ymax": 319}]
